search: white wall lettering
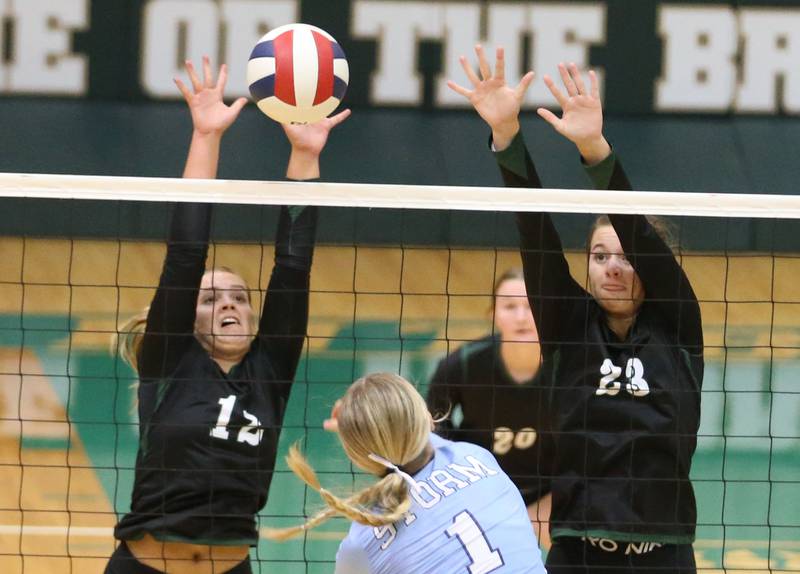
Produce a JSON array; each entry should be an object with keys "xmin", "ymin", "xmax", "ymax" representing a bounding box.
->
[{"xmin": 6, "ymin": 0, "xmax": 89, "ymax": 95}]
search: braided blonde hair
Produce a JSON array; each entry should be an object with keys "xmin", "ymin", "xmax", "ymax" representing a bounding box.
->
[{"xmin": 263, "ymin": 373, "xmax": 432, "ymax": 540}]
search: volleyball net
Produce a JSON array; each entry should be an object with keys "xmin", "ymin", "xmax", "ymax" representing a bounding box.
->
[{"xmin": 1, "ymin": 174, "xmax": 799, "ymax": 573}]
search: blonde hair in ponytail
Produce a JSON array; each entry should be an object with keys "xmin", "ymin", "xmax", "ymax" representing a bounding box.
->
[
  {"xmin": 111, "ymin": 308, "xmax": 149, "ymax": 373},
  {"xmin": 262, "ymin": 444, "xmax": 412, "ymax": 540},
  {"xmin": 263, "ymin": 373, "xmax": 432, "ymax": 540}
]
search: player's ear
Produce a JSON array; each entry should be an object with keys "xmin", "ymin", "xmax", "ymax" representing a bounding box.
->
[{"xmin": 428, "ymin": 413, "xmax": 435, "ymax": 431}]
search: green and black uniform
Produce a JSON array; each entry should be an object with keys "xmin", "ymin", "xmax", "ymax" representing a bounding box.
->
[
  {"xmin": 113, "ymin": 202, "xmax": 316, "ymax": 548},
  {"xmin": 426, "ymin": 335, "xmax": 551, "ymax": 505},
  {"xmin": 495, "ymin": 133, "xmax": 702, "ymax": 572}
]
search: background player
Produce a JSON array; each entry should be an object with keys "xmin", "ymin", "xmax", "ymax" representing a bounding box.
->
[
  {"xmin": 268, "ymin": 372, "xmax": 546, "ymax": 574},
  {"xmin": 107, "ymin": 57, "xmax": 349, "ymax": 574},
  {"xmin": 426, "ymin": 267, "xmax": 552, "ymax": 550},
  {"xmin": 449, "ymin": 46, "xmax": 703, "ymax": 573}
]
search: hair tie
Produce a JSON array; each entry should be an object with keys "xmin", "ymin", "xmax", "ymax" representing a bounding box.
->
[{"xmin": 368, "ymin": 453, "xmax": 421, "ymax": 492}]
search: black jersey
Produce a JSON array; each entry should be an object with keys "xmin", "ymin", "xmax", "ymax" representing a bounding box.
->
[
  {"xmin": 426, "ymin": 336, "xmax": 551, "ymax": 505},
  {"xmin": 495, "ymin": 133, "xmax": 703, "ymax": 544},
  {"xmin": 114, "ymin": 202, "xmax": 316, "ymax": 546}
]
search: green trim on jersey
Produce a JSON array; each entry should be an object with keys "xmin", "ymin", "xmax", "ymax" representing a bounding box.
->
[
  {"xmin": 458, "ymin": 337, "xmax": 495, "ymax": 366},
  {"xmin": 493, "ymin": 132, "xmax": 529, "ymax": 179},
  {"xmin": 680, "ymin": 347, "xmax": 703, "ymax": 387},
  {"xmin": 583, "ymin": 151, "xmax": 617, "ymax": 190},
  {"xmin": 287, "ymin": 205, "xmax": 306, "ymax": 221},
  {"xmin": 553, "ymin": 528, "xmax": 695, "ymax": 545}
]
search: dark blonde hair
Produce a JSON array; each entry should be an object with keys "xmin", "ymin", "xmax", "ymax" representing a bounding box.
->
[
  {"xmin": 111, "ymin": 267, "xmax": 254, "ymax": 373},
  {"xmin": 263, "ymin": 373, "xmax": 431, "ymax": 540},
  {"xmin": 587, "ymin": 215, "xmax": 678, "ymax": 254},
  {"xmin": 493, "ymin": 267, "xmax": 524, "ymax": 296}
]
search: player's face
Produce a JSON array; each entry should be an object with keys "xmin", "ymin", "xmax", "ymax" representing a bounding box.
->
[
  {"xmin": 588, "ymin": 225, "xmax": 645, "ymax": 318},
  {"xmin": 493, "ymin": 278, "xmax": 538, "ymax": 343},
  {"xmin": 195, "ymin": 270, "xmax": 255, "ymax": 361}
]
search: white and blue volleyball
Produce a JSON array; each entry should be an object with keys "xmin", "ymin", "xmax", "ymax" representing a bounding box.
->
[{"xmin": 247, "ymin": 23, "xmax": 349, "ymax": 124}]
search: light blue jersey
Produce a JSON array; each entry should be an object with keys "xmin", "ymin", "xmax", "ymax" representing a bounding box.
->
[{"xmin": 335, "ymin": 435, "xmax": 546, "ymax": 574}]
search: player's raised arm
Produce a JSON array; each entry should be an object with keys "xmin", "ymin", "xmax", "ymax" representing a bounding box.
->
[{"xmin": 174, "ymin": 56, "xmax": 247, "ymax": 179}]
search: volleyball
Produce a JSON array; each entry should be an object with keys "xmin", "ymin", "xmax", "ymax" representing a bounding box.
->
[{"xmin": 247, "ymin": 23, "xmax": 349, "ymax": 125}]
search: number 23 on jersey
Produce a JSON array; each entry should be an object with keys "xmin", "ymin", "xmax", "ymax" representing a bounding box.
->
[{"xmin": 596, "ymin": 358, "xmax": 650, "ymax": 397}]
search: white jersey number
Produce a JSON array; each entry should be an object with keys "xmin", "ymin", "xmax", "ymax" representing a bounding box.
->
[
  {"xmin": 210, "ymin": 395, "xmax": 264, "ymax": 445},
  {"xmin": 446, "ymin": 511, "xmax": 504, "ymax": 574},
  {"xmin": 596, "ymin": 358, "xmax": 650, "ymax": 397}
]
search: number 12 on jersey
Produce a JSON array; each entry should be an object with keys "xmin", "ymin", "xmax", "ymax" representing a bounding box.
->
[
  {"xmin": 210, "ymin": 395, "xmax": 264, "ymax": 446},
  {"xmin": 446, "ymin": 511, "xmax": 504, "ymax": 574}
]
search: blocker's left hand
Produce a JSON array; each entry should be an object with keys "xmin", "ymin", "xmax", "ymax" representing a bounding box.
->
[
  {"xmin": 537, "ymin": 62, "xmax": 610, "ymax": 163},
  {"xmin": 283, "ymin": 109, "xmax": 352, "ymax": 157}
]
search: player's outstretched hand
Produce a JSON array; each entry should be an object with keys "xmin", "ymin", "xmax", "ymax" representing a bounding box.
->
[
  {"xmin": 284, "ymin": 109, "xmax": 351, "ymax": 180},
  {"xmin": 537, "ymin": 62, "xmax": 610, "ymax": 164},
  {"xmin": 322, "ymin": 399, "xmax": 342, "ymax": 433},
  {"xmin": 175, "ymin": 56, "xmax": 248, "ymax": 137},
  {"xmin": 283, "ymin": 109, "xmax": 352, "ymax": 158},
  {"xmin": 447, "ymin": 45, "xmax": 534, "ymax": 151}
]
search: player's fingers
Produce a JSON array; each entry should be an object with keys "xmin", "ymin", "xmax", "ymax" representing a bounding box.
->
[
  {"xmin": 202, "ymin": 55, "xmax": 214, "ymax": 88},
  {"xmin": 328, "ymin": 108, "xmax": 352, "ymax": 127},
  {"xmin": 537, "ymin": 107, "xmax": 561, "ymax": 129},
  {"xmin": 476, "ymin": 44, "xmax": 491, "ymax": 81},
  {"xmin": 185, "ymin": 60, "xmax": 203, "ymax": 93},
  {"xmin": 589, "ymin": 69, "xmax": 600, "ymax": 99},
  {"xmin": 230, "ymin": 97, "xmax": 248, "ymax": 116},
  {"xmin": 459, "ymin": 55, "xmax": 481, "ymax": 88},
  {"xmin": 543, "ymin": 75, "xmax": 567, "ymax": 108},
  {"xmin": 558, "ymin": 62, "xmax": 578, "ymax": 97},
  {"xmin": 494, "ymin": 46, "xmax": 506, "ymax": 82},
  {"xmin": 174, "ymin": 78, "xmax": 193, "ymax": 103},
  {"xmin": 217, "ymin": 64, "xmax": 229, "ymax": 93},
  {"xmin": 447, "ymin": 80, "xmax": 472, "ymax": 98},
  {"xmin": 515, "ymin": 71, "xmax": 535, "ymax": 99},
  {"xmin": 570, "ymin": 62, "xmax": 587, "ymax": 95}
]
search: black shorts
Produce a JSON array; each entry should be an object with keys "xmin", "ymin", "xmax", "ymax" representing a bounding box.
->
[
  {"xmin": 104, "ymin": 541, "xmax": 252, "ymax": 574},
  {"xmin": 546, "ymin": 536, "xmax": 696, "ymax": 574}
]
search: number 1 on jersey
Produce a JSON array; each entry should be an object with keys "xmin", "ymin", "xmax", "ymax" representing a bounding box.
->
[
  {"xmin": 210, "ymin": 395, "xmax": 236, "ymax": 440},
  {"xmin": 446, "ymin": 511, "xmax": 504, "ymax": 574}
]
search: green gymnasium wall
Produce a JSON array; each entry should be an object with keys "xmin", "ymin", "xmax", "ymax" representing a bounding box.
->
[
  {"xmin": 2, "ymin": 100, "xmax": 800, "ymax": 251},
  {"xmin": 4, "ymin": 0, "xmax": 800, "ymax": 248}
]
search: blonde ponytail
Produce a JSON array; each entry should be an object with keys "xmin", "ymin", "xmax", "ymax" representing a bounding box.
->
[
  {"xmin": 111, "ymin": 308, "xmax": 149, "ymax": 373},
  {"xmin": 265, "ymin": 373, "xmax": 433, "ymax": 541},
  {"xmin": 262, "ymin": 444, "xmax": 413, "ymax": 541}
]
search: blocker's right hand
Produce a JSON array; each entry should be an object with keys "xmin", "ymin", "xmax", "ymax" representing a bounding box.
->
[
  {"xmin": 447, "ymin": 45, "xmax": 534, "ymax": 151},
  {"xmin": 175, "ymin": 56, "xmax": 247, "ymax": 137},
  {"xmin": 322, "ymin": 399, "xmax": 342, "ymax": 433}
]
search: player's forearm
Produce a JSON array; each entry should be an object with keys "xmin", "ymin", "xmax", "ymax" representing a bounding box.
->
[
  {"xmin": 183, "ymin": 131, "xmax": 222, "ymax": 179},
  {"xmin": 286, "ymin": 148, "xmax": 321, "ymax": 180}
]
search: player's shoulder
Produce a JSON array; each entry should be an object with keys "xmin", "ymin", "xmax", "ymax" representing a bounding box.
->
[
  {"xmin": 458, "ymin": 335, "xmax": 496, "ymax": 360},
  {"xmin": 431, "ymin": 433, "xmax": 499, "ymax": 468},
  {"xmin": 435, "ymin": 335, "xmax": 496, "ymax": 371}
]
